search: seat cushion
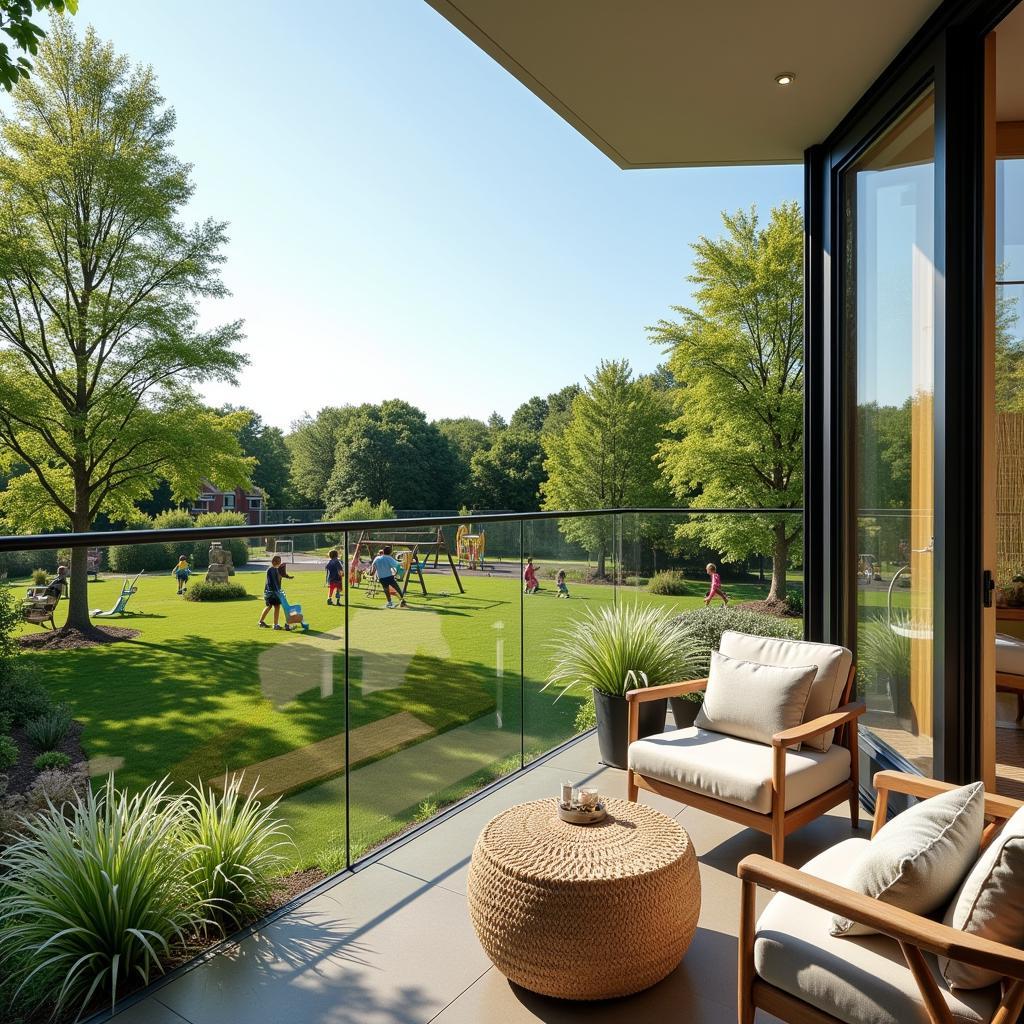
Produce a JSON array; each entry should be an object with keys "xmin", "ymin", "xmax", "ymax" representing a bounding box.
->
[
  {"xmin": 719, "ymin": 631, "xmax": 852, "ymax": 752},
  {"xmin": 832, "ymin": 782, "xmax": 985, "ymax": 937},
  {"xmin": 940, "ymin": 805, "xmax": 1024, "ymax": 990},
  {"xmin": 754, "ymin": 838, "xmax": 1001, "ymax": 1024},
  {"xmin": 693, "ymin": 650, "xmax": 817, "ymax": 746},
  {"xmin": 996, "ymin": 633, "xmax": 1024, "ymax": 677},
  {"xmin": 627, "ymin": 726, "xmax": 850, "ymax": 814}
]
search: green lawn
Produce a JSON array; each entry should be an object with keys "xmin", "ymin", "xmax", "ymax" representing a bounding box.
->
[{"xmin": 16, "ymin": 565, "xmax": 780, "ymax": 868}]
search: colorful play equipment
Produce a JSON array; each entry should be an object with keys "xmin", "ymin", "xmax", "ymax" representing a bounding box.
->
[
  {"xmin": 92, "ymin": 570, "xmax": 144, "ymax": 617},
  {"xmin": 347, "ymin": 527, "xmax": 464, "ymax": 600},
  {"xmin": 279, "ymin": 590, "xmax": 310, "ymax": 632},
  {"xmin": 455, "ymin": 525, "xmax": 486, "ymax": 569}
]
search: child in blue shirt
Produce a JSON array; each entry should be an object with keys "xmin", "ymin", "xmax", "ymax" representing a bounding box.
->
[
  {"xmin": 325, "ymin": 549, "xmax": 343, "ymax": 606},
  {"xmin": 371, "ymin": 546, "xmax": 407, "ymax": 608}
]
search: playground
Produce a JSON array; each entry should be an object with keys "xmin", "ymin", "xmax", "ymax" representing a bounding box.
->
[{"xmin": 12, "ymin": 551, "xmax": 796, "ymax": 868}]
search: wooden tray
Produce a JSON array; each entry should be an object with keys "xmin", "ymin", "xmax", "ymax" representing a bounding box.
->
[{"xmin": 557, "ymin": 801, "xmax": 607, "ymax": 825}]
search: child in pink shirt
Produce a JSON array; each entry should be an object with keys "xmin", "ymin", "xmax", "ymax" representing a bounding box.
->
[
  {"xmin": 704, "ymin": 562, "xmax": 729, "ymax": 606},
  {"xmin": 524, "ymin": 557, "xmax": 539, "ymax": 594}
]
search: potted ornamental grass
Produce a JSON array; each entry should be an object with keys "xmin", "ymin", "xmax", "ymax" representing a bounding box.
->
[{"xmin": 545, "ymin": 604, "xmax": 703, "ymax": 769}]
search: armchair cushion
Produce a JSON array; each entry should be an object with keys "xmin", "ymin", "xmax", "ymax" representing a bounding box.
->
[
  {"xmin": 719, "ymin": 631, "xmax": 852, "ymax": 752},
  {"xmin": 832, "ymin": 782, "xmax": 985, "ymax": 938},
  {"xmin": 940, "ymin": 805, "xmax": 1024, "ymax": 990},
  {"xmin": 693, "ymin": 650, "xmax": 816, "ymax": 746},
  {"xmin": 754, "ymin": 838, "xmax": 1000, "ymax": 1024},
  {"xmin": 627, "ymin": 726, "xmax": 850, "ymax": 814}
]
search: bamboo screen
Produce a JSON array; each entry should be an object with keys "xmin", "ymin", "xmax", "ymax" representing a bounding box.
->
[{"xmin": 997, "ymin": 412, "xmax": 1024, "ymax": 585}]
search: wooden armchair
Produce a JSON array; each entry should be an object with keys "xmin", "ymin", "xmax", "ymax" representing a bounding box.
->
[
  {"xmin": 22, "ymin": 587, "xmax": 61, "ymax": 630},
  {"xmin": 738, "ymin": 771, "xmax": 1024, "ymax": 1024},
  {"xmin": 626, "ymin": 634, "xmax": 862, "ymax": 861}
]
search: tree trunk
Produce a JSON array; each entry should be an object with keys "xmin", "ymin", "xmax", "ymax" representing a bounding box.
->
[
  {"xmin": 597, "ymin": 545, "xmax": 607, "ymax": 579},
  {"xmin": 767, "ymin": 522, "xmax": 789, "ymax": 604},
  {"xmin": 65, "ymin": 510, "xmax": 92, "ymax": 630}
]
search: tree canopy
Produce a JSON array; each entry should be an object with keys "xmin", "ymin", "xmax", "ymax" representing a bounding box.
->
[
  {"xmin": 469, "ymin": 430, "xmax": 544, "ymax": 511},
  {"xmin": 0, "ymin": 22, "xmax": 250, "ymax": 626},
  {"xmin": 0, "ymin": 1, "xmax": 76, "ymax": 90},
  {"xmin": 287, "ymin": 406, "xmax": 353, "ymax": 506},
  {"xmin": 651, "ymin": 203, "xmax": 803, "ymax": 602},
  {"xmin": 221, "ymin": 406, "xmax": 293, "ymax": 508}
]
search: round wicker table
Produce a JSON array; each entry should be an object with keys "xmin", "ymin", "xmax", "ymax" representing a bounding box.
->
[{"xmin": 466, "ymin": 797, "xmax": 700, "ymax": 1000}]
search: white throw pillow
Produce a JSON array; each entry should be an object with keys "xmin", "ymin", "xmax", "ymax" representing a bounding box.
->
[
  {"xmin": 693, "ymin": 650, "xmax": 816, "ymax": 747},
  {"xmin": 940, "ymin": 806, "xmax": 1024, "ymax": 990},
  {"xmin": 831, "ymin": 782, "xmax": 985, "ymax": 938}
]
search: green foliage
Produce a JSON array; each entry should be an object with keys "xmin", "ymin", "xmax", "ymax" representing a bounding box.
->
[
  {"xmin": 287, "ymin": 406, "xmax": 354, "ymax": 506},
  {"xmin": 0, "ymin": 778, "xmax": 211, "ymax": 1020},
  {"xmin": 0, "ymin": 667, "xmax": 53, "ymax": 727},
  {"xmin": 542, "ymin": 360, "xmax": 672, "ymax": 568},
  {"xmin": 0, "ymin": 549, "xmax": 58, "ymax": 578},
  {"xmin": 434, "ymin": 416, "xmax": 491, "ymax": 503},
  {"xmin": 0, "ymin": 1, "xmax": 77, "ymax": 92},
  {"xmin": 326, "ymin": 400, "xmax": 460, "ymax": 510},
  {"xmin": 192, "ymin": 511, "xmax": 249, "ymax": 568},
  {"xmin": 0, "ymin": 735, "xmax": 17, "ymax": 770},
  {"xmin": 545, "ymin": 604, "xmax": 703, "ymax": 699},
  {"xmin": 181, "ymin": 776, "xmax": 291, "ymax": 928},
  {"xmin": 0, "ymin": 21, "xmax": 251, "ymax": 626},
  {"xmin": 652, "ymin": 204, "xmax": 803, "ymax": 601},
  {"xmin": 647, "ymin": 571, "xmax": 693, "ymax": 596},
  {"xmin": 108, "ymin": 510, "xmax": 248, "ymax": 574},
  {"xmin": 785, "ymin": 589, "xmax": 804, "ymax": 616},
  {"xmin": 32, "ymin": 751, "xmax": 70, "ymax": 772},
  {"xmin": 324, "ymin": 497, "xmax": 395, "ymax": 524},
  {"xmin": 470, "ymin": 430, "xmax": 544, "ymax": 511},
  {"xmin": 858, "ymin": 618, "xmax": 911, "ymax": 686},
  {"xmin": 29, "ymin": 567, "xmax": 47, "ymax": 585},
  {"xmin": 0, "ymin": 762, "xmax": 90, "ymax": 846},
  {"xmin": 220, "ymin": 406, "xmax": 293, "ymax": 507},
  {"xmin": 673, "ymin": 606, "xmax": 802, "ymax": 677},
  {"xmin": 184, "ymin": 581, "xmax": 249, "ymax": 602},
  {"xmin": 23, "ymin": 706, "xmax": 71, "ymax": 750}
]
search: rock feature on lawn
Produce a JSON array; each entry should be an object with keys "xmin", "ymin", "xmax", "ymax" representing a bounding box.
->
[
  {"xmin": 208, "ymin": 711, "xmax": 434, "ymax": 799},
  {"xmin": 17, "ymin": 625, "xmax": 140, "ymax": 650}
]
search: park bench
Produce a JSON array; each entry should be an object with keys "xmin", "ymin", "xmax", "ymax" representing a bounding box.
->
[{"xmin": 22, "ymin": 586, "xmax": 62, "ymax": 630}]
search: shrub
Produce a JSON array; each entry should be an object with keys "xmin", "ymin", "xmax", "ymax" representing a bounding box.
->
[
  {"xmin": 785, "ymin": 589, "xmax": 804, "ymax": 616},
  {"xmin": 0, "ymin": 763, "xmax": 90, "ymax": 846},
  {"xmin": 192, "ymin": 512, "xmax": 250, "ymax": 568},
  {"xmin": 647, "ymin": 570, "xmax": 693, "ymax": 596},
  {"xmin": 181, "ymin": 775, "xmax": 291, "ymax": 928},
  {"xmin": 673, "ymin": 606, "xmax": 803, "ymax": 677},
  {"xmin": 32, "ymin": 751, "xmax": 70, "ymax": 772},
  {"xmin": 624, "ymin": 575, "xmax": 649, "ymax": 588},
  {"xmin": 107, "ymin": 513, "xmax": 166, "ymax": 573},
  {"xmin": 859, "ymin": 617, "xmax": 911, "ymax": 685},
  {"xmin": 0, "ymin": 667, "xmax": 54, "ymax": 727},
  {"xmin": 545, "ymin": 604, "xmax": 704, "ymax": 700},
  {"xmin": 30, "ymin": 568, "xmax": 49, "ymax": 585},
  {"xmin": 24, "ymin": 706, "xmax": 71, "ymax": 751},
  {"xmin": 0, "ymin": 736, "xmax": 17, "ymax": 771},
  {"xmin": 0, "ymin": 549, "xmax": 58, "ymax": 580},
  {"xmin": 0, "ymin": 777, "xmax": 212, "ymax": 1020},
  {"xmin": 184, "ymin": 581, "xmax": 250, "ymax": 602}
]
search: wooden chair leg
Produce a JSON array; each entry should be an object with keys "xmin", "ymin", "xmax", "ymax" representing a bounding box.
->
[
  {"xmin": 771, "ymin": 745, "xmax": 786, "ymax": 861},
  {"xmin": 626, "ymin": 769, "xmax": 638, "ymax": 802},
  {"xmin": 1017, "ymin": 692, "xmax": 1024, "ymax": 723},
  {"xmin": 771, "ymin": 819, "xmax": 785, "ymax": 862},
  {"xmin": 738, "ymin": 877, "xmax": 757, "ymax": 1024}
]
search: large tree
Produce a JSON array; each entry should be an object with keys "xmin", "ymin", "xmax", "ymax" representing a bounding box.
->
[
  {"xmin": 286, "ymin": 406, "xmax": 353, "ymax": 506},
  {"xmin": 541, "ymin": 359, "xmax": 672, "ymax": 576},
  {"xmin": 325, "ymin": 400, "xmax": 460, "ymax": 510},
  {"xmin": 221, "ymin": 405, "xmax": 293, "ymax": 507},
  {"xmin": 0, "ymin": 23, "xmax": 251, "ymax": 628},
  {"xmin": 469, "ymin": 430, "xmax": 544, "ymax": 511},
  {"xmin": 0, "ymin": 1, "xmax": 76, "ymax": 90},
  {"xmin": 651, "ymin": 203, "xmax": 803, "ymax": 603}
]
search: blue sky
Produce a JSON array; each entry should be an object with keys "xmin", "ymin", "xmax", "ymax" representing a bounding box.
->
[{"xmin": 63, "ymin": 1, "xmax": 802, "ymax": 430}]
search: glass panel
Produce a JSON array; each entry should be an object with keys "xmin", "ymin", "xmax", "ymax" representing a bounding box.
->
[
  {"xmin": 997, "ymin": 158, "xmax": 1024, "ymax": 286},
  {"xmin": 345, "ymin": 520, "xmax": 521, "ymax": 858},
  {"xmin": 847, "ymin": 90, "xmax": 937, "ymax": 775}
]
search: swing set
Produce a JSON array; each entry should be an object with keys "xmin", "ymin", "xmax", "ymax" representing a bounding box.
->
[{"xmin": 348, "ymin": 526, "xmax": 464, "ymax": 599}]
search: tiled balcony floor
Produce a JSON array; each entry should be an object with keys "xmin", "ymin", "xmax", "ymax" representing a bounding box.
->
[{"xmin": 112, "ymin": 732, "xmax": 868, "ymax": 1024}]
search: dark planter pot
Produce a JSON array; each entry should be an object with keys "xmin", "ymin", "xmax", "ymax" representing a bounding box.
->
[
  {"xmin": 593, "ymin": 687, "xmax": 667, "ymax": 770},
  {"xmin": 668, "ymin": 696, "xmax": 701, "ymax": 729}
]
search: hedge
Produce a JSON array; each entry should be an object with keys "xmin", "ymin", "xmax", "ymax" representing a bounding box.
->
[{"xmin": 108, "ymin": 510, "xmax": 250, "ymax": 574}]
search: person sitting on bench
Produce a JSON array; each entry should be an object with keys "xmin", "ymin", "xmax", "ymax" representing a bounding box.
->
[{"xmin": 45, "ymin": 566, "xmax": 68, "ymax": 600}]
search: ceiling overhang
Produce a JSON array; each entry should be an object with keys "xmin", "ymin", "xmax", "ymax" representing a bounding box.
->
[{"xmin": 425, "ymin": 0, "xmax": 944, "ymax": 168}]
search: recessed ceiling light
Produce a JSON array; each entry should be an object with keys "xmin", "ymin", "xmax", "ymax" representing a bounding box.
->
[{"xmin": 775, "ymin": 73, "xmax": 795, "ymax": 86}]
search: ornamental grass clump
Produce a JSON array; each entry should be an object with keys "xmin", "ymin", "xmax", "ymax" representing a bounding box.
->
[
  {"xmin": 24, "ymin": 704, "xmax": 71, "ymax": 750},
  {"xmin": 0, "ymin": 777, "xmax": 212, "ymax": 1020},
  {"xmin": 181, "ymin": 775, "xmax": 291, "ymax": 929},
  {"xmin": 545, "ymin": 604, "xmax": 703, "ymax": 700}
]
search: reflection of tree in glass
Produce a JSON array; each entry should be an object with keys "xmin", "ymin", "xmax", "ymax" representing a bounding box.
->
[{"xmin": 995, "ymin": 268, "xmax": 1023, "ymax": 412}]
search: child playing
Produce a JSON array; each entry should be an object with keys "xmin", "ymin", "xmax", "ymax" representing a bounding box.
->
[
  {"xmin": 704, "ymin": 563, "xmax": 729, "ymax": 607},
  {"xmin": 523, "ymin": 557, "xmax": 539, "ymax": 594},
  {"xmin": 371, "ymin": 546, "xmax": 407, "ymax": 609},
  {"xmin": 173, "ymin": 554, "xmax": 190, "ymax": 595},
  {"xmin": 258, "ymin": 555, "xmax": 290, "ymax": 630},
  {"xmin": 556, "ymin": 569, "xmax": 570, "ymax": 598},
  {"xmin": 325, "ymin": 549, "xmax": 343, "ymax": 606}
]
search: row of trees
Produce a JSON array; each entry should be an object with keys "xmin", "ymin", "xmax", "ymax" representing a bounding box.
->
[{"xmin": 0, "ymin": 20, "xmax": 806, "ymax": 632}]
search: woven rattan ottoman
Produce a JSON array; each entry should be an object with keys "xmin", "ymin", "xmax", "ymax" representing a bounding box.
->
[{"xmin": 466, "ymin": 796, "xmax": 700, "ymax": 1000}]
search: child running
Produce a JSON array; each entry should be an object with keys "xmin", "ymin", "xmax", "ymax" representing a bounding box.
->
[
  {"xmin": 523, "ymin": 557, "xmax": 539, "ymax": 594},
  {"xmin": 704, "ymin": 562, "xmax": 729, "ymax": 607},
  {"xmin": 556, "ymin": 569, "xmax": 570, "ymax": 598},
  {"xmin": 325, "ymin": 549, "xmax": 343, "ymax": 606},
  {"xmin": 371, "ymin": 546, "xmax": 407, "ymax": 609},
  {"xmin": 173, "ymin": 554, "xmax": 190, "ymax": 595},
  {"xmin": 258, "ymin": 555, "xmax": 290, "ymax": 630}
]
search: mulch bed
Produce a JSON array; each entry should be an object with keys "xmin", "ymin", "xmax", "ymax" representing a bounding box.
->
[
  {"xmin": 3, "ymin": 719, "xmax": 88, "ymax": 797},
  {"xmin": 735, "ymin": 599, "xmax": 802, "ymax": 618},
  {"xmin": 17, "ymin": 625, "xmax": 140, "ymax": 651}
]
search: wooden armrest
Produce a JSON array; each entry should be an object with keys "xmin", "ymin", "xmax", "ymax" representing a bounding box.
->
[
  {"xmin": 773, "ymin": 701, "xmax": 866, "ymax": 747},
  {"xmin": 625, "ymin": 678, "xmax": 708, "ymax": 702},
  {"xmin": 738, "ymin": 854, "xmax": 1024, "ymax": 981},
  {"xmin": 873, "ymin": 771, "xmax": 1024, "ymax": 821}
]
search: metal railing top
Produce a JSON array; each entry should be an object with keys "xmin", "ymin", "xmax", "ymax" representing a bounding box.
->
[{"xmin": 0, "ymin": 507, "xmax": 804, "ymax": 553}]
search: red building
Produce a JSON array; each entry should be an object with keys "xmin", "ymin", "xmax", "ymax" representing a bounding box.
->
[{"xmin": 190, "ymin": 483, "xmax": 265, "ymax": 526}]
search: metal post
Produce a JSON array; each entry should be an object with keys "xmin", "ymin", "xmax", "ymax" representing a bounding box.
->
[
  {"xmin": 520, "ymin": 519, "xmax": 525, "ymax": 771},
  {"xmin": 343, "ymin": 528, "xmax": 351, "ymax": 870}
]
